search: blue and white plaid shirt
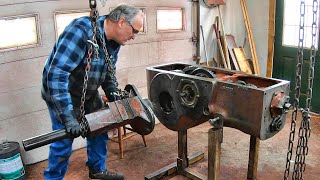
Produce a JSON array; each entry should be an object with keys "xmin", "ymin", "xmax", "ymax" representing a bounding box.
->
[{"xmin": 42, "ymin": 15, "xmax": 120, "ymax": 123}]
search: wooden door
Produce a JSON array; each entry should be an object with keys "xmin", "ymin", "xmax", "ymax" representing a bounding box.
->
[{"xmin": 273, "ymin": 0, "xmax": 320, "ymax": 113}]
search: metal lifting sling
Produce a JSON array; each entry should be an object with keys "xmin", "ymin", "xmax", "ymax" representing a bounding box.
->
[
  {"xmin": 79, "ymin": 0, "xmax": 118, "ymax": 136},
  {"xmin": 283, "ymin": 0, "xmax": 318, "ymax": 179}
]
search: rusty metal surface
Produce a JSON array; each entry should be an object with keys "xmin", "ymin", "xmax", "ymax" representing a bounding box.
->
[
  {"xmin": 147, "ymin": 62, "xmax": 290, "ymax": 140},
  {"xmin": 87, "ymin": 93, "xmax": 155, "ymax": 136},
  {"xmin": 247, "ymin": 136, "xmax": 260, "ymax": 180},
  {"xmin": 22, "ymin": 85, "xmax": 155, "ymax": 151},
  {"xmin": 208, "ymin": 127, "xmax": 223, "ymax": 180}
]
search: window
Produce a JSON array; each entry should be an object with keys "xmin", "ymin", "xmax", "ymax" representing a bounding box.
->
[
  {"xmin": 283, "ymin": 0, "xmax": 319, "ymax": 48},
  {"xmin": 0, "ymin": 14, "xmax": 40, "ymax": 51},
  {"xmin": 157, "ymin": 8, "xmax": 185, "ymax": 32},
  {"xmin": 54, "ymin": 11, "xmax": 89, "ymax": 38}
]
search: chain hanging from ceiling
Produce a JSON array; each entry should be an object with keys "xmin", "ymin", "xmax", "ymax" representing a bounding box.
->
[
  {"xmin": 78, "ymin": 0, "xmax": 118, "ymax": 137},
  {"xmin": 284, "ymin": 0, "xmax": 318, "ymax": 179}
]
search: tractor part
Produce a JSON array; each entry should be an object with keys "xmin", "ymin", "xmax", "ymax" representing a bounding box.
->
[{"xmin": 22, "ymin": 84, "xmax": 155, "ymax": 151}]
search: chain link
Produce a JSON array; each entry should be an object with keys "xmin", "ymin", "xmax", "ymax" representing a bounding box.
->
[
  {"xmin": 95, "ymin": 10, "xmax": 119, "ymax": 88},
  {"xmin": 78, "ymin": 0, "xmax": 118, "ymax": 137},
  {"xmin": 284, "ymin": 0, "xmax": 318, "ymax": 179},
  {"xmin": 292, "ymin": 0, "xmax": 318, "ymax": 179},
  {"xmin": 284, "ymin": 1, "xmax": 305, "ymax": 179}
]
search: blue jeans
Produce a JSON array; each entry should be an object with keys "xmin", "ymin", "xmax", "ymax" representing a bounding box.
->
[{"xmin": 44, "ymin": 105, "xmax": 108, "ymax": 180}]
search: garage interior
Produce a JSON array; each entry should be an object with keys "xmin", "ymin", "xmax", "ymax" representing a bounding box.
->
[{"xmin": 0, "ymin": 0, "xmax": 319, "ymax": 180}]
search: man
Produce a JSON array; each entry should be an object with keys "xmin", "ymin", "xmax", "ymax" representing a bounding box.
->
[{"xmin": 41, "ymin": 4, "xmax": 143, "ymax": 180}]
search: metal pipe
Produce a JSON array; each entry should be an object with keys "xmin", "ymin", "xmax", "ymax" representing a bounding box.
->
[{"xmin": 192, "ymin": 0, "xmax": 201, "ymax": 64}]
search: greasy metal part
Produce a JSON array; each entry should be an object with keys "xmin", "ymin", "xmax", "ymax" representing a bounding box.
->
[
  {"xmin": 270, "ymin": 91, "xmax": 291, "ymax": 132},
  {"xmin": 208, "ymin": 127, "xmax": 223, "ymax": 180},
  {"xmin": 147, "ymin": 62, "xmax": 290, "ymax": 140},
  {"xmin": 247, "ymin": 136, "xmax": 260, "ymax": 180},
  {"xmin": 22, "ymin": 84, "xmax": 155, "ymax": 151},
  {"xmin": 191, "ymin": 67, "xmax": 216, "ymax": 78}
]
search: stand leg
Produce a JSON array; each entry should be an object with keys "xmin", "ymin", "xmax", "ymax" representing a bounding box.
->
[
  {"xmin": 145, "ymin": 130, "xmax": 205, "ymax": 180},
  {"xmin": 177, "ymin": 130, "xmax": 188, "ymax": 172},
  {"xmin": 247, "ymin": 136, "xmax": 260, "ymax": 180},
  {"xmin": 208, "ymin": 127, "xmax": 223, "ymax": 180}
]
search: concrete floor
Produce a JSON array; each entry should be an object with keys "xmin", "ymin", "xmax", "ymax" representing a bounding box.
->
[{"xmin": 25, "ymin": 111, "xmax": 320, "ymax": 180}]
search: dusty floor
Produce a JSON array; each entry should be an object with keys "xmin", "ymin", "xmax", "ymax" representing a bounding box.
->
[{"xmin": 25, "ymin": 111, "xmax": 320, "ymax": 180}]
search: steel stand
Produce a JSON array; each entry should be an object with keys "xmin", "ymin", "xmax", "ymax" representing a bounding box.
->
[
  {"xmin": 145, "ymin": 130, "xmax": 205, "ymax": 180},
  {"xmin": 247, "ymin": 136, "xmax": 260, "ymax": 180},
  {"xmin": 145, "ymin": 120, "xmax": 259, "ymax": 180},
  {"xmin": 208, "ymin": 127, "xmax": 223, "ymax": 180}
]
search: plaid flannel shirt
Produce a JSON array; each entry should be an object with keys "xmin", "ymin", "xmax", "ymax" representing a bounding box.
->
[{"xmin": 41, "ymin": 15, "xmax": 120, "ymax": 123}]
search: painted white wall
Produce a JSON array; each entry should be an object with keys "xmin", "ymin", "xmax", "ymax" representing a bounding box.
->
[{"xmin": 199, "ymin": 0, "xmax": 270, "ymax": 76}]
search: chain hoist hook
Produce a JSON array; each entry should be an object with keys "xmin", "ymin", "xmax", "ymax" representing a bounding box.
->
[{"xmin": 89, "ymin": 0, "xmax": 97, "ymax": 9}]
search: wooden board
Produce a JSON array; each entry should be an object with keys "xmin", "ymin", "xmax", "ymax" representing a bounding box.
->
[
  {"xmin": 225, "ymin": 34, "xmax": 240, "ymax": 71},
  {"xmin": 267, "ymin": 0, "xmax": 275, "ymax": 77},
  {"xmin": 213, "ymin": 23, "xmax": 228, "ymax": 68},
  {"xmin": 240, "ymin": 0, "xmax": 260, "ymax": 75},
  {"xmin": 233, "ymin": 47, "xmax": 252, "ymax": 74}
]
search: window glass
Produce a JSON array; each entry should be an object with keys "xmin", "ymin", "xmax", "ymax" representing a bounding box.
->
[
  {"xmin": 157, "ymin": 8, "xmax": 184, "ymax": 32},
  {"xmin": 55, "ymin": 11, "xmax": 89, "ymax": 38},
  {"xmin": 283, "ymin": 0, "xmax": 319, "ymax": 48},
  {"xmin": 0, "ymin": 14, "xmax": 39, "ymax": 50}
]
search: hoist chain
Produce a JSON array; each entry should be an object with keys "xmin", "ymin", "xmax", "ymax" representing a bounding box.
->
[
  {"xmin": 283, "ymin": 1, "xmax": 305, "ymax": 179},
  {"xmin": 78, "ymin": 0, "xmax": 118, "ymax": 137},
  {"xmin": 284, "ymin": 0, "xmax": 318, "ymax": 179},
  {"xmin": 292, "ymin": 0, "xmax": 318, "ymax": 179}
]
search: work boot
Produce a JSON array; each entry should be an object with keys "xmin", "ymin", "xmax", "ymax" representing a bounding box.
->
[{"xmin": 89, "ymin": 170, "xmax": 125, "ymax": 180}]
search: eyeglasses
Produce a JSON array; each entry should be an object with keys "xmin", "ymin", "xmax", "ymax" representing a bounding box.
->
[{"xmin": 126, "ymin": 21, "xmax": 140, "ymax": 34}]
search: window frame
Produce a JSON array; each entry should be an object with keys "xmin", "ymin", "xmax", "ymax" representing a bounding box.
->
[
  {"xmin": 282, "ymin": 0, "xmax": 320, "ymax": 49},
  {"xmin": 156, "ymin": 7, "xmax": 186, "ymax": 33},
  {"xmin": 53, "ymin": 9, "xmax": 90, "ymax": 40},
  {"xmin": 0, "ymin": 13, "xmax": 41, "ymax": 52}
]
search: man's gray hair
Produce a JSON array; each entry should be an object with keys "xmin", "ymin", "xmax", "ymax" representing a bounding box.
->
[{"xmin": 108, "ymin": 4, "xmax": 140, "ymax": 25}]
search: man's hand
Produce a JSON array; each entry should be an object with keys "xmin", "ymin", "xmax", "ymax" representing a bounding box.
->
[
  {"xmin": 64, "ymin": 119, "xmax": 82, "ymax": 138},
  {"xmin": 106, "ymin": 91, "xmax": 120, "ymax": 102}
]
